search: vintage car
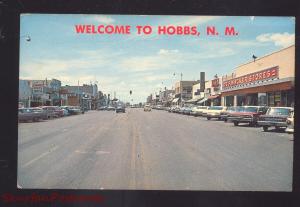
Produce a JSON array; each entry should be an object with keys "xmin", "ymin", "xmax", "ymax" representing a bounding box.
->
[
  {"xmin": 190, "ymin": 106, "xmax": 209, "ymax": 116},
  {"xmin": 116, "ymin": 104, "xmax": 126, "ymax": 113},
  {"xmin": 285, "ymin": 110, "xmax": 294, "ymax": 134},
  {"xmin": 18, "ymin": 108, "xmax": 47, "ymax": 122},
  {"xmin": 98, "ymin": 106, "xmax": 108, "ymax": 110},
  {"xmin": 182, "ymin": 105, "xmax": 194, "ymax": 115},
  {"xmin": 41, "ymin": 106, "xmax": 64, "ymax": 118},
  {"xmin": 144, "ymin": 104, "xmax": 152, "ymax": 112},
  {"xmin": 227, "ymin": 106, "xmax": 268, "ymax": 126},
  {"xmin": 60, "ymin": 106, "xmax": 82, "ymax": 115},
  {"xmin": 220, "ymin": 106, "xmax": 239, "ymax": 122},
  {"xmin": 206, "ymin": 106, "xmax": 227, "ymax": 120},
  {"xmin": 107, "ymin": 106, "xmax": 115, "ymax": 111},
  {"xmin": 258, "ymin": 107, "xmax": 294, "ymax": 131}
]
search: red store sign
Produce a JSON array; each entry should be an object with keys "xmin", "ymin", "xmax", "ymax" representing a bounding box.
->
[
  {"xmin": 223, "ymin": 66, "xmax": 279, "ymax": 90},
  {"xmin": 212, "ymin": 78, "xmax": 220, "ymax": 88}
]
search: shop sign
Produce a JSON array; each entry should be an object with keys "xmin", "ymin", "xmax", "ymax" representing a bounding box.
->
[
  {"xmin": 223, "ymin": 66, "xmax": 279, "ymax": 90},
  {"xmin": 212, "ymin": 78, "xmax": 220, "ymax": 88}
]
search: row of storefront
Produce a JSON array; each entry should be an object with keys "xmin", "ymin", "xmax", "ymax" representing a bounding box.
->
[{"xmin": 182, "ymin": 45, "xmax": 295, "ymax": 108}]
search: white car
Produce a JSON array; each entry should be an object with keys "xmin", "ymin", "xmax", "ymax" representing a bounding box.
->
[{"xmin": 190, "ymin": 106, "xmax": 209, "ymax": 116}]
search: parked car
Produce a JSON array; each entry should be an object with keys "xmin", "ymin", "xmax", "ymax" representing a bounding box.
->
[
  {"xmin": 31, "ymin": 107, "xmax": 48, "ymax": 120},
  {"xmin": 107, "ymin": 106, "xmax": 115, "ymax": 111},
  {"xmin": 285, "ymin": 110, "xmax": 294, "ymax": 134},
  {"xmin": 258, "ymin": 107, "xmax": 294, "ymax": 132},
  {"xmin": 60, "ymin": 106, "xmax": 82, "ymax": 115},
  {"xmin": 41, "ymin": 106, "xmax": 63, "ymax": 118},
  {"xmin": 144, "ymin": 104, "xmax": 152, "ymax": 112},
  {"xmin": 190, "ymin": 106, "xmax": 209, "ymax": 116},
  {"xmin": 206, "ymin": 106, "xmax": 227, "ymax": 120},
  {"xmin": 98, "ymin": 106, "xmax": 107, "ymax": 110},
  {"xmin": 18, "ymin": 108, "xmax": 47, "ymax": 122},
  {"xmin": 227, "ymin": 106, "xmax": 268, "ymax": 126},
  {"xmin": 201, "ymin": 107, "xmax": 210, "ymax": 117},
  {"xmin": 174, "ymin": 106, "xmax": 181, "ymax": 113},
  {"xmin": 220, "ymin": 106, "xmax": 238, "ymax": 122},
  {"xmin": 183, "ymin": 105, "xmax": 194, "ymax": 115},
  {"xmin": 60, "ymin": 108, "xmax": 69, "ymax": 116},
  {"xmin": 116, "ymin": 104, "xmax": 126, "ymax": 113},
  {"xmin": 179, "ymin": 106, "xmax": 187, "ymax": 114}
]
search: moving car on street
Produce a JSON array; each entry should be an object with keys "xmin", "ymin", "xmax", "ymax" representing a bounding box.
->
[
  {"xmin": 206, "ymin": 106, "xmax": 227, "ymax": 120},
  {"xmin": 257, "ymin": 107, "xmax": 294, "ymax": 132},
  {"xmin": 285, "ymin": 110, "xmax": 294, "ymax": 134},
  {"xmin": 116, "ymin": 104, "xmax": 126, "ymax": 113},
  {"xmin": 144, "ymin": 104, "xmax": 152, "ymax": 112},
  {"xmin": 227, "ymin": 106, "xmax": 268, "ymax": 126}
]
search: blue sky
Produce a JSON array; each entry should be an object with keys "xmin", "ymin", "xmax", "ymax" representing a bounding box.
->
[{"xmin": 20, "ymin": 15, "xmax": 295, "ymax": 103}]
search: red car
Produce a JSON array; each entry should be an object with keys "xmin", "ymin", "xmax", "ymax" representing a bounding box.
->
[{"xmin": 227, "ymin": 106, "xmax": 269, "ymax": 126}]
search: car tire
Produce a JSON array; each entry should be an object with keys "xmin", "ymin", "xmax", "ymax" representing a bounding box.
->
[
  {"xmin": 275, "ymin": 126, "xmax": 280, "ymax": 131},
  {"xmin": 233, "ymin": 121, "xmax": 239, "ymax": 126},
  {"xmin": 263, "ymin": 126, "xmax": 268, "ymax": 132},
  {"xmin": 207, "ymin": 117, "xmax": 211, "ymax": 120}
]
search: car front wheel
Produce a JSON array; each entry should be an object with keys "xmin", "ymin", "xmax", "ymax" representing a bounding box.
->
[
  {"xmin": 233, "ymin": 121, "xmax": 239, "ymax": 126},
  {"xmin": 263, "ymin": 126, "xmax": 268, "ymax": 132},
  {"xmin": 207, "ymin": 117, "xmax": 211, "ymax": 120}
]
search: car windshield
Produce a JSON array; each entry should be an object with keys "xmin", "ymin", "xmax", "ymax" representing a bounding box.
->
[
  {"xmin": 241, "ymin": 107, "xmax": 258, "ymax": 112},
  {"xmin": 209, "ymin": 107, "xmax": 223, "ymax": 110},
  {"xmin": 267, "ymin": 108, "xmax": 291, "ymax": 115},
  {"xmin": 31, "ymin": 108, "xmax": 42, "ymax": 112}
]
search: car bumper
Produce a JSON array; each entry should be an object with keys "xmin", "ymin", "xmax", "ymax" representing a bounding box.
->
[
  {"xmin": 206, "ymin": 114, "xmax": 221, "ymax": 118},
  {"xmin": 227, "ymin": 117, "xmax": 254, "ymax": 123},
  {"xmin": 116, "ymin": 109, "xmax": 125, "ymax": 112},
  {"xmin": 257, "ymin": 121, "xmax": 287, "ymax": 127}
]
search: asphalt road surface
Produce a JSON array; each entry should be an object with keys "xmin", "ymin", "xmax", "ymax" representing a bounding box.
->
[{"xmin": 18, "ymin": 108, "xmax": 293, "ymax": 191}]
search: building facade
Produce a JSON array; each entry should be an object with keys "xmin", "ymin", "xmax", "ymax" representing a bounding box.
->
[
  {"xmin": 174, "ymin": 80, "xmax": 199, "ymax": 105},
  {"xmin": 221, "ymin": 45, "xmax": 295, "ymax": 107},
  {"xmin": 19, "ymin": 80, "xmax": 32, "ymax": 107}
]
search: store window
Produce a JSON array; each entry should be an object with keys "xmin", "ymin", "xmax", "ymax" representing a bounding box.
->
[
  {"xmin": 237, "ymin": 95, "xmax": 246, "ymax": 106},
  {"xmin": 258, "ymin": 93, "xmax": 267, "ymax": 106},
  {"xmin": 246, "ymin": 93, "xmax": 258, "ymax": 106},
  {"xmin": 225, "ymin": 96, "xmax": 234, "ymax": 106}
]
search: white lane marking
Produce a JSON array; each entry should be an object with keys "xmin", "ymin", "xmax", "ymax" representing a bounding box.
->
[
  {"xmin": 75, "ymin": 150, "xmax": 110, "ymax": 155},
  {"xmin": 75, "ymin": 150, "xmax": 89, "ymax": 154},
  {"xmin": 95, "ymin": 151, "xmax": 110, "ymax": 155},
  {"xmin": 22, "ymin": 145, "xmax": 59, "ymax": 168}
]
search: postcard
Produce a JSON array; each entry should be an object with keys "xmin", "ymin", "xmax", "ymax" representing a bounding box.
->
[{"xmin": 18, "ymin": 15, "xmax": 295, "ymax": 191}]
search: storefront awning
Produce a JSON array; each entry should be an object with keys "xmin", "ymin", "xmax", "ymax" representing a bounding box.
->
[
  {"xmin": 186, "ymin": 97, "xmax": 202, "ymax": 103},
  {"xmin": 208, "ymin": 95, "xmax": 220, "ymax": 100},
  {"xmin": 172, "ymin": 98, "xmax": 179, "ymax": 103},
  {"xmin": 197, "ymin": 97, "xmax": 208, "ymax": 104}
]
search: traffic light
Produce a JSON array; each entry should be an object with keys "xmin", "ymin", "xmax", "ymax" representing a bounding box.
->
[{"xmin": 130, "ymin": 90, "xmax": 132, "ymax": 95}]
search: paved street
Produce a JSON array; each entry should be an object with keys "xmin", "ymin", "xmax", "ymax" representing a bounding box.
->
[{"xmin": 18, "ymin": 108, "xmax": 293, "ymax": 191}]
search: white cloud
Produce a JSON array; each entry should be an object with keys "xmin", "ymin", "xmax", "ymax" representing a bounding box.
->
[
  {"xmin": 256, "ymin": 32, "xmax": 295, "ymax": 48},
  {"xmin": 157, "ymin": 49, "xmax": 179, "ymax": 55}
]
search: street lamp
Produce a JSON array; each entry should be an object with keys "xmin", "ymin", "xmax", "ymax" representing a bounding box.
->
[{"xmin": 20, "ymin": 35, "xmax": 31, "ymax": 42}]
